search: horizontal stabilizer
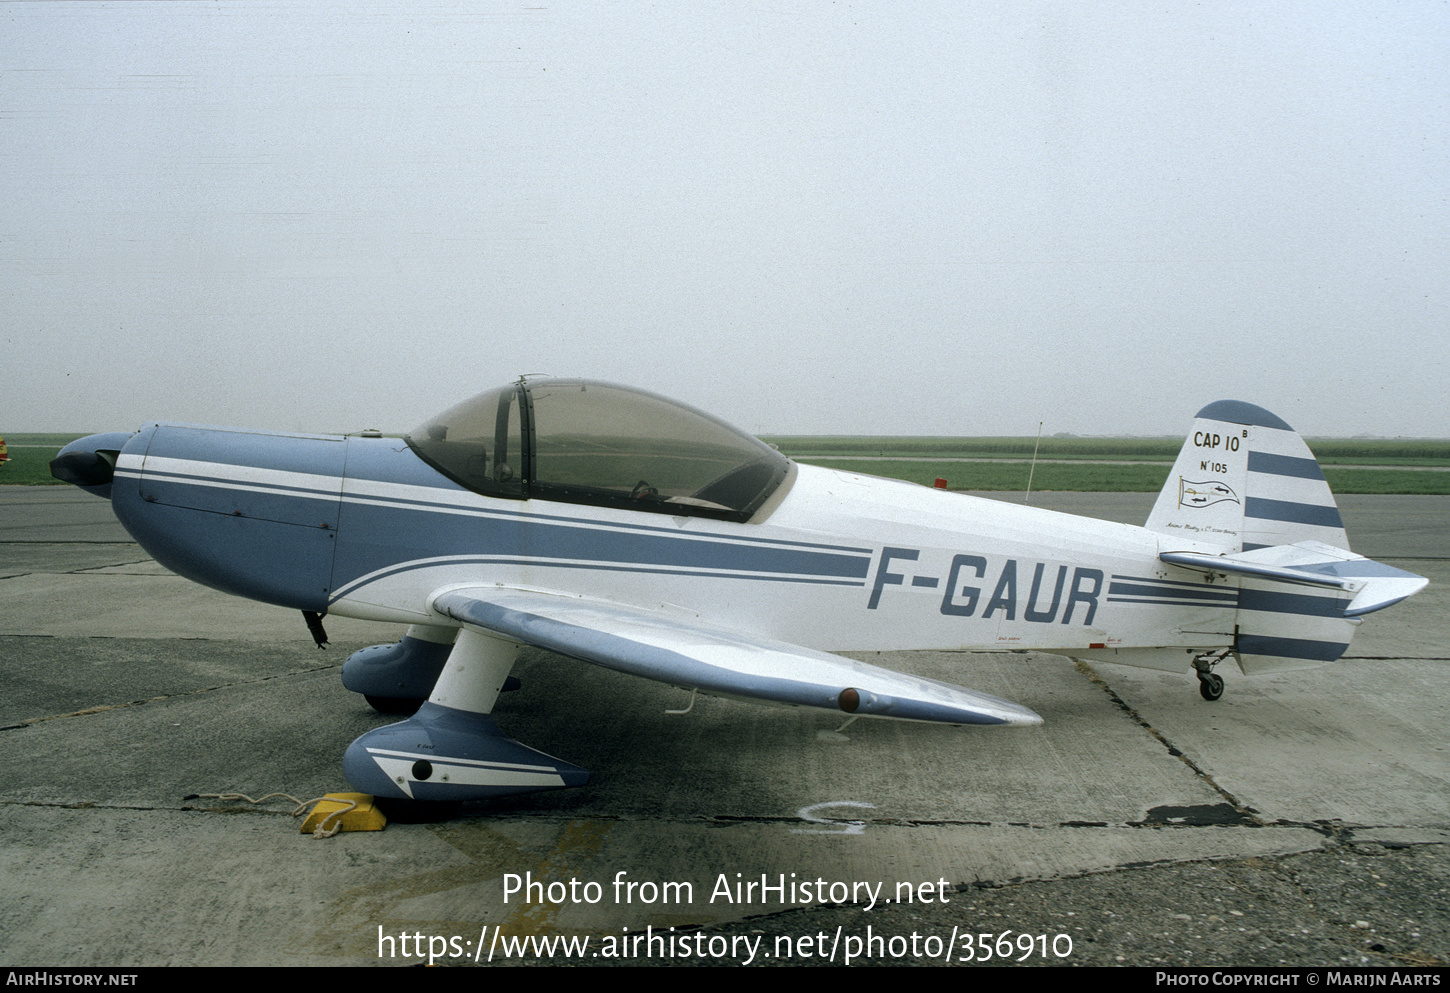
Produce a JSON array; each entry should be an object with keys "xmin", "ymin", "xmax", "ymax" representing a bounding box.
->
[
  {"xmin": 430, "ymin": 586, "xmax": 1042, "ymax": 727},
  {"xmin": 1161, "ymin": 542, "xmax": 1427, "ymax": 617}
]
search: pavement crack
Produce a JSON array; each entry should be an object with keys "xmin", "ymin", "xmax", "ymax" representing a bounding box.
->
[
  {"xmin": 0, "ymin": 664, "xmax": 340, "ymax": 730},
  {"xmin": 0, "ymin": 798, "xmax": 300, "ymax": 818},
  {"xmin": 1073, "ymin": 659, "xmax": 1260, "ymax": 823},
  {"xmin": 1344, "ymin": 655, "xmax": 1450, "ymax": 661},
  {"xmin": 67, "ymin": 559, "xmax": 155, "ymax": 573}
]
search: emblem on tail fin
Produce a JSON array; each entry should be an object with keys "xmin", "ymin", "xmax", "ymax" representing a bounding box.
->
[{"xmin": 1178, "ymin": 479, "xmax": 1240, "ymax": 509}]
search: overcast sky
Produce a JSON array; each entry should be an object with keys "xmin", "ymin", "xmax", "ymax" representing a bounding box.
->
[{"xmin": 4, "ymin": 1, "xmax": 1446, "ymax": 438}]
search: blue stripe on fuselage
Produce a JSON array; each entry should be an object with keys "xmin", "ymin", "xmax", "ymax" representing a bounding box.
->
[
  {"xmin": 1105, "ymin": 574, "xmax": 1238, "ymax": 610},
  {"xmin": 330, "ymin": 498, "xmax": 873, "ymax": 596},
  {"xmin": 339, "ymin": 556, "xmax": 869, "ymax": 595},
  {"xmin": 1108, "ymin": 578, "xmax": 1239, "ymax": 603},
  {"xmin": 139, "ymin": 425, "xmax": 345, "ymax": 529},
  {"xmin": 125, "ymin": 432, "xmax": 876, "ymax": 602},
  {"xmin": 339, "ymin": 437, "xmax": 872, "ymax": 555},
  {"xmin": 330, "ymin": 436, "xmax": 873, "ymax": 597}
]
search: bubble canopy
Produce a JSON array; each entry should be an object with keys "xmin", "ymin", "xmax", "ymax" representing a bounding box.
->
[{"xmin": 405, "ymin": 379, "xmax": 791, "ymax": 522}]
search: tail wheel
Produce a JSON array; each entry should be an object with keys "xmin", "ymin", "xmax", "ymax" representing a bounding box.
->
[
  {"xmin": 1192, "ymin": 649, "xmax": 1230, "ymax": 702},
  {"xmin": 1198, "ymin": 672, "xmax": 1224, "ymax": 701}
]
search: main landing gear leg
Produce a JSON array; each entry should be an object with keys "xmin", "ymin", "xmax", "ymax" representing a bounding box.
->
[{"xmin": 1193, "ymin": 650, "xmax": 1231, "ymax": 701}]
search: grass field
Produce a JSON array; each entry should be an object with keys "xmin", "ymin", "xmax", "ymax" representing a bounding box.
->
[
  {"xmin": 764, "ymin": 435, "xmax": 1450, "ymax": 465},
  {"xmin": 2, "ymin": 435, "xmax": 87, "ymax": 486},
  {"xmin": 763, "ymin": 435, "xmax": 1450, "ymax": 494},
  {"xmin": 6, "ymin": 433, "xmax": 1449, "ymax": 493},
  {"xmin": 777, "ymin": 458, "xmax": 1450, "ymax": 494}
]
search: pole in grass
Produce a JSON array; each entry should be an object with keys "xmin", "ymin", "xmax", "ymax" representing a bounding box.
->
[{"xmin": 1025, "ymin": 421, "xmax": 1042, "ymax": 504}]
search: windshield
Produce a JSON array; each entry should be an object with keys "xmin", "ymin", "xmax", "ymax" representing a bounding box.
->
[
  {"xmin": 405, "ymin": 384, "xmax": 526, "ymax": 499},
  {"xmin": 406, "ymin": 379, "xmax": 789, "ymax": 522}
]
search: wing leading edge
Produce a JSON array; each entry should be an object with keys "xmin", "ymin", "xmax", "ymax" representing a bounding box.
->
[{"xmin": 430, "ymin": 587, "xmax": 1042, "ymax": 727}]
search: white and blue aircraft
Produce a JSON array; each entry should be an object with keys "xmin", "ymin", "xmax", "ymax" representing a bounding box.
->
[{"xmin": 51, "ymin": 380, "xmax": 1426, "ymax": 805}]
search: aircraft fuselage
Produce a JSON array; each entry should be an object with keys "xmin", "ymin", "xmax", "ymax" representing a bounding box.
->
[{"xmin": 103, "ymin": 421, "xmax": 1248, "ymax": 674}]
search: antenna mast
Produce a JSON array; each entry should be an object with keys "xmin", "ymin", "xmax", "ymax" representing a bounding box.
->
[{"xmin": 1025, "ymin": 421, "xmax": 1042, "ymax": 504}]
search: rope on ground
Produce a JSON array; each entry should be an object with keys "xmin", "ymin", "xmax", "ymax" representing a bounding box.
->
[{"xmin": 185, "ymin": 791, "xmax": 358, "ymax": 838}]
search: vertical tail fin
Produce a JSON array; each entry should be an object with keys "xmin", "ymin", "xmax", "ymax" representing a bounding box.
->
[
  {"xmin": 1148, "ymin": 401, "xmax": 1387, "ymax": 675},
  {"xmin": 1146, "ymin": 400, "xmax": 1347, "ymax": 553}
]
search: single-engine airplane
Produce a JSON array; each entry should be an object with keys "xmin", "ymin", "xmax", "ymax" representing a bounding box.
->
[{"xmin": 51, "ymin": 380, "xmax": 1426, "ymax": 804}]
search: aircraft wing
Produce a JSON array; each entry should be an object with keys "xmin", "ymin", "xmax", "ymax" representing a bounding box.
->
[{"xmin": 430, "ymin": 587, "xmax": 1042, "ymax": 727}]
